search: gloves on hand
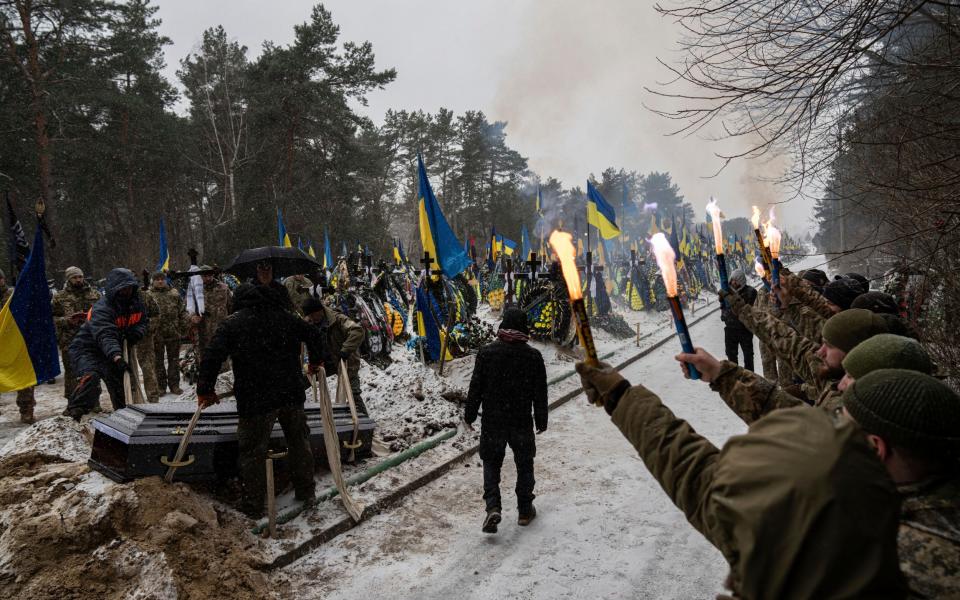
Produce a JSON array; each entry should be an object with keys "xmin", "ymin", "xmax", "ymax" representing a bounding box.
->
[
  {"xmin": 197, "ymin": 392, "xmax": 220, "ymax": 409},
  {"xmin": 575, "ymin": 361, "xmax": 627, "ymax": 409},
  {"xmin": 113, "ymin": 356, "xmax": 130, "ymax": 373}
]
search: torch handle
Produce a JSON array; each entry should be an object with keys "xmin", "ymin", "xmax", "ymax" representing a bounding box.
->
[
  {"xmin": 771, "ymin": 258, "xmax": 781, "ymax": 288},
  {"xmin": 716, "ymin": 253, "xmax": 729, "ymax": 292},
  {"xmin": 667, "ymin": 296, "xmax": 700, "ymax": 380},
  {"xmin": 571, "ymin": 298, "xmax": 600, "ymax": 367}
]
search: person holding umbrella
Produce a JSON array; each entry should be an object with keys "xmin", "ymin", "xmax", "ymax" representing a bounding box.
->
[{"xmin": 196, "ymin": 283, "xmax": 326, "ymax": 518}]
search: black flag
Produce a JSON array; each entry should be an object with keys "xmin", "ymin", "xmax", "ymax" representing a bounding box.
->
[{"xmin": 5, "ymin": 192, "xmax": 30, "ymax": 275}]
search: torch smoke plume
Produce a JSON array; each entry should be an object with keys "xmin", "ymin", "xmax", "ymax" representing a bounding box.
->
[
  {"xmin": 751, "ymin": 206, "xmax": 761, "ymax": 230},
  {"xmin": 649, "ymin": 233, "xmax": 678, "ymax": 297},
  {"xmin": 549, "ymin": 230, "xmax": 582, "ymax": 300},
  {"xmin": 706, "ymin": 196, "xmax": 725, "ymax": 255}
]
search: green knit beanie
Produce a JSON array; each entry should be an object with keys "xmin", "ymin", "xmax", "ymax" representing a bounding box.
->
[
  {"xmin": 843, "ymin": 369, "xmax": 960, "ymax": 455},
  {"xmin": 821, "ymin": 309, "xmax": 890, "ymax": 353},
  {"xmin": 842, "ymin": 334, "xmax": 933, "ymax": 379}
]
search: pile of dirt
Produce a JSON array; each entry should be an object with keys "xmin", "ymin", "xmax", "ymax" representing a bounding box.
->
[
  {"xmin": 0, "ymin": 450, "xmax": 270, "ymax": 599},
  {"xmin": 0, "ymin": 416, "xmax": 91, "ymax": 462}
]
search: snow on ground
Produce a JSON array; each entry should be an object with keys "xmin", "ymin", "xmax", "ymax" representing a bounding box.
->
[{"xmin": 272, "ymin": 306, "xmax": 745, "ymax": 600}]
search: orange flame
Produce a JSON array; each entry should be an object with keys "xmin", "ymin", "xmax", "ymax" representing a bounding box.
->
[
  {"xmin": 706, "ymin": 196, "xmax": 724, "ymax": 255},
  {"xmin": 549, "ymin": 230, "xmax": 582, "ymax": 300},
  {"xmin": 754, "ymin": 259, "xmax": 766, "ymax": 278},
  {"xmin": 766, "ymin": 224, "xmax": 782, "ymax": 259},
  {"xmin": 649, "ymin": 233, "xmax": 678, "ymax": 297},
  {"xmin": 751, "ymin": 206, "xmax": 761, "ymax": 230}
]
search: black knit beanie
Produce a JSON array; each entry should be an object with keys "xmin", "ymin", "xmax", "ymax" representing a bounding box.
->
[
  {"xmin": 843, "ymin": 369, "xmax": 960, "ymax": 456},
  {"xmin": 302, "ymin": 297, "xmax": 325, "ymax": 316},
  {"xmin": 500, "ymin": 307, "xmax": 530, "ymax": 334},
  {"xmin": 821, "ymin": 309, "xmax": 891, "ymax": 352},
  {"xmin": 822, "ymin": 278, "xmax": 863, "ymax": 311},
  {"xmin": 802, "ymin": 268, "xmax": 829, "ymax": 289},
  {"xmin": 843, "ymin": 272, "xmax": 870, "ymax": 295},
  {"xmin": 850, "ymin": 291, "xmax": 899, "ymax": 315}
]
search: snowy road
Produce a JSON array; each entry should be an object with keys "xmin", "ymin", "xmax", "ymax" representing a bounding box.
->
[{"xmin": 275, "ymin": 307, "xmax": 757, "ymax": 600}]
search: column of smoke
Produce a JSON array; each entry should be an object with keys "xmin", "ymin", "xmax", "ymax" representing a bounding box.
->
[{"xmin": 491, "ymin": 0, "xmax": 806, "ymax": 232}]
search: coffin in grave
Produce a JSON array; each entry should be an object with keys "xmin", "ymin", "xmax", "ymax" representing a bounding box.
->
[{"xmin": 88, "ymin": 400, "xmax": 375, "ymax": 483}]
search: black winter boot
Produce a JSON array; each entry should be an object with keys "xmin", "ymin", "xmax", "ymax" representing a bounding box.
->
[
  {"xmin": 518, "ymin": 505, "xmax": 536, "ymax": 526},
  {"xmin": 482, "ymin": 508, "xmax": 501, "ymax": 534}
]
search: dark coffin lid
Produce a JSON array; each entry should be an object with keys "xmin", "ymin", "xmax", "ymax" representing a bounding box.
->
[{"xmin": 91, "ymin": 400, "xmax": 375, "ymax": 445}]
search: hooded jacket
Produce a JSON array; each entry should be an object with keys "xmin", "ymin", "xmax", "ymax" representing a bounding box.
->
[
  {"xmin": 68, "ymin": 268, "xmax": 148, "ymax": 375},
  {"xmin": 465, "ymin": 338, "xmax": 548, "ymax": 432},
  {"xmin": 611, "ymin": 385, "xmax": 906, "ymax": 599},
  {"xmin": 197, "ymin": 284, "xmax": 325, "ymax": 416}
]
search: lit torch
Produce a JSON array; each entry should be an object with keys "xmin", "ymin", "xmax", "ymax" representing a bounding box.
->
[
  {"xmin": 752, "ymin": 206, "xmax": 773, "ymax": 273},
  {"xmin": 549, "ymin": 231, "xmax": 599, "ymax": 369},
  {"xmin": 766, "ymin": 222, "xmax": 783, "ymax": 289},
  {"xmin": 706, "ymin": 196, "xmax": 729, "ymax": 294},
  {"xmin": 650, "ymin": 233, "xmax": 699, "ymax": 380},
  {"xmin": 754, "ymin": 257, "xmax": 770, "ymax": 291}
]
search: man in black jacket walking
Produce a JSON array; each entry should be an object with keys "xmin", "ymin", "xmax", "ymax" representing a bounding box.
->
[
  {"xmin": 465, "ymin": 308, "xmax": 548, "ymax": 533},
  {"xmin": 196, "ymin": 284, "xmax": 326, "ymax": 518},
  {"xmin": 65, "ymin": 268, "xmax": 148, "ymax": 420},
  {"xmin": 721, "ymin": 269, "xmax": 758, "ymax": 371}
]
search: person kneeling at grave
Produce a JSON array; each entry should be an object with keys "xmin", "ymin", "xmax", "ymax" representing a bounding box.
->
[
  {"xmin": 465, "ymin": 308, "xmax": 548, "ymax": 534},
  {"xmin": 197, "ymin": 284, "xmax": 326, "ymax": 518}
]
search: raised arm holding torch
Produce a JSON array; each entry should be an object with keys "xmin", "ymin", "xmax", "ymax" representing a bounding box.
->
[
  {"xmin": 766, "ymin": 223, "xmax": 783, "ymax": 289},
  {"xmin": 650, "ymin": 233, "xmax": 699, "ymax": 380},
  {"xmin": 549, "ymin": 231, "xmax": 600, "ymax": 371}
]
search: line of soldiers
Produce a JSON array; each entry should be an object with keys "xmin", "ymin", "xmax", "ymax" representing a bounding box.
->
[{"xmin": 576, "ymin": 264, "xmax": 959, "ymax": 598}]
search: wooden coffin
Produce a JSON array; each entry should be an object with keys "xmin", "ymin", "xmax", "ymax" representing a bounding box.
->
[{"xmin": 88, "ymin": 400, "xmax": 375, "ymax": 483}]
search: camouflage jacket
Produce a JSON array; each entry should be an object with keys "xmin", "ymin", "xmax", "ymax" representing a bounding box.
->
[
  {"xmin": 783, "ymin": 271, "xmax": 835, "ymax": 320},
  {"xmin": 51, "ymin": 283, "xmax": 101, "ymax": 346},
  {"xmin": 726, "ymin": 289, "xmax": 834, "ymax": 398},
  {"xmin": 897, "ymin": 475, "xmax": 960, "ymax": 598},
  {"xmin": 202, "ymin": 280, "xmax": 231, "ymax": 324},
  {"xmin": 283, "ymin": 276, "xmax": 313, "ymax": 315},
  {"xmin": 142, "ymin": 290, "xmax": 162, "ymax": 340},
  {"xmin": 146, "ymin": 284, "xmax": 187, "ymax": 341},
  {"xmin": 710, "ymin": 360, "xmax": 842, "ymax": 425}
]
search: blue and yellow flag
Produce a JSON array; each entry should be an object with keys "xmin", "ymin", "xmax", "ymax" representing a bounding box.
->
[
  {"xmin": 586, "ymin": 181, "xmax": 620, "ymax": 239},
  {"xmin": 0, "ymin": 228, "xmax": 60, "ymax": 392},
  {"xmin": 156, "ymin": 218, "xmax": 170, "ymax": 272},
  {"xmin": 520, "ymin": 224, "xmax": 532, "ymax": 260},
  {"xmin": 277, "ymin": 210, "xmax": 292, "ymax": 247},
  {"xmin": 398, "ymin": 238, "xmax": 407, "ymax": 263},
  {"xmin": 501, "ymin": 235, "xmax": 517, "ymax": 256},
  {"xmin": 535, "ymin": 186, "xmax": 543, "ymax": 215},
  {"xmin": 323, "ymin": 228, "xmax": 333, "ymax": 269},
  {"xmin": 393, "ymin": 238, "xmax": 403, "ymax": 265},
  {"xmin": 415, "ymin": 285, "xmax": 442, "ymax": 361},
  {"xmin": 307, "ymin": 238, "xmax": 317, "ymax": 259},
  {"xmin": 417, "ymin": 155, "xmax": 470, "ymax": 277}
]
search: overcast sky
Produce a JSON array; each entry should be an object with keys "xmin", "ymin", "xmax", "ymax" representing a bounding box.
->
[{"xmin": 154, "ymin": 0, "xmax": 814, "ymax": 233}]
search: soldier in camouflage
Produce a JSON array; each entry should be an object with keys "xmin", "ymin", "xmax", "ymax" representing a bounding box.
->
[
  {"xmin": 191, "ymin": 266, "xmax": 231, "ymax": 359},
  {"xmin": 283, "ymin": 274, "xmax": 313, "ymax": 316},
  {"xmin": 146, "ymin": 272, "xmax": 187, "ymax": 395},
  {"xmin": 51, "ymin": 266, "xmax": 101, "ymax": 399},
  {"xmin": 302, "ymin": 297, "xmax": 367, "ymax": 414},
  {"xmin": 139, "ymin": 282, "xmax": 162, "ymax": 402},
  {"xmin": 842, "ymin": 370, "xmax": 960, "ymax": 598}
]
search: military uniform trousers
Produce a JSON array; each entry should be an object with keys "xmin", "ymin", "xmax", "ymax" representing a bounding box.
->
[{"xmin": 154, "ymin": 337, "xmax": 181, "ymax": 392}]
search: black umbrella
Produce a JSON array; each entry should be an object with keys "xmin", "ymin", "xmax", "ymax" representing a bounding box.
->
[{"xmin": 224, "ymin": 246, "xmax": 321, "ymax": 280}]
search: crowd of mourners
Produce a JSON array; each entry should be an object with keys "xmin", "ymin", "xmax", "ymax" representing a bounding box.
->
[{"xmin": 572, "ymin": 266, "xmax": 959, "ymax": 598}]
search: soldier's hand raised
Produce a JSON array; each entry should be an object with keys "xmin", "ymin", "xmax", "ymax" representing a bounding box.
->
[{"xmin": 674, "ymin": 348, "xmax": 721, "ymax": 383}]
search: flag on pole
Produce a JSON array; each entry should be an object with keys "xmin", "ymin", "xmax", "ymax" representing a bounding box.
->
[
  {"xmin": 0, "ymin": 227, "xmax": 60, "ymax": 391},
  {"xmin": 417, "ymin": 155, "xmax": 470, "ymax": 277},
  {"xmin": 323, "ymin": 229, "xmax": 333, "ymax": 269},
  {"xmin": 500, "ymin": 236, "xmax": 517, "ymax": 256},
  {"xmin": 520, "ymin": 224, "xmax": 532, "ymax": 260},
  {"xmin": 586, "ymin": 181, "xmax": 620, "ymax": 239},
  {"xmin": 488, "ymin": 225, "xmax": 498, "ymax": 267},
  {"xmin": 393, "ymin": 238, "xmax": 403, "ymax": 265},
  {"xmin": 535, "ymin": 186, "xmax": 543, "ymax": 215},
  {"xmin": 277, "ymin": 210, "xmax": 292, "ymax": 247},
  {"xmin": 5, "ymin": 193, "xmax": 30, "ymax": 275},
  {"xmin": 156, "ymin": 218, "xmax": 170, "ymax": 272}
]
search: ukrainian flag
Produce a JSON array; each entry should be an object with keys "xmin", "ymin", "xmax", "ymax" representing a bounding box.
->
[
  {"xmin": 156, "ymin": 218, "xmax": 170, "ymax": 272},
  {"xmin": 393, "ymin": 238, "xmax": 403, "ymax": 265},
  {"xmin": 586, "ymin": 181, "xmax": 620, "ymax": 239},
  {"xmin": 307, "ymin": 238, "xmax": 317, "ymax": 259},
  {"xmin": 417, "ymin": 155, "xmax": 469, "ymax": 277},
  {"xmin": 277, "ymin": 210, "xmax": 292, "ymax": 247},
  {"xmin": 501, "ymin": 236, "xmax": 517, "ymax": 256},
  {"xmin": 535, "ymin": 186, "xmax": 543, "ymax": 215},
  {"xmin": 0, "ymin": 228, "xmax": 60, "ymax": 392},
  {"xmin": 323, "ymin": 229, "xmax": 333, "ymax": 269},
  {"xmin": 520, "ymin": 224, "xmax": 532, "ymax": 260},
  {"xmin": 398, "ymin": 238, "xmax": 407, "ymax": 263}
]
